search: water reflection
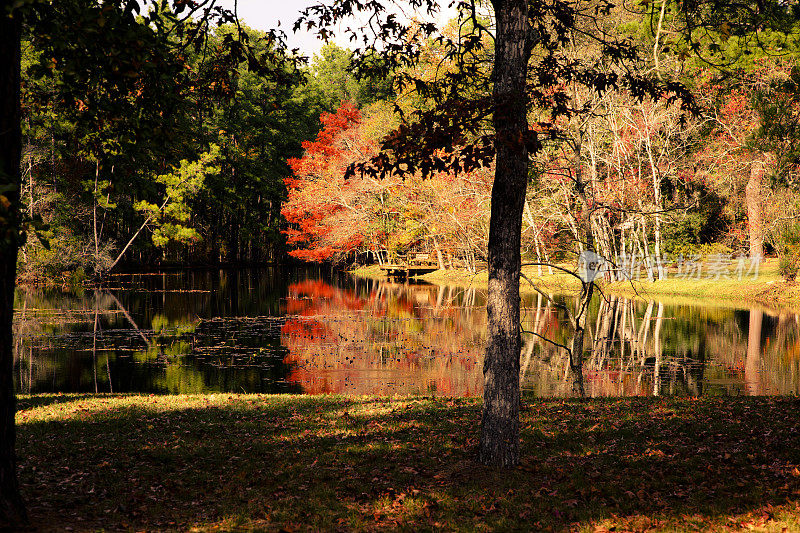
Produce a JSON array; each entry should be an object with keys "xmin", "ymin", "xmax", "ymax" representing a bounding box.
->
[
  {"xmin": 11, "ymin": 268, "xmax": 800, "ymax": 396},
  {"xmin": 12, "ymin": 269, "xmax": 296, "ymax": 395},
  {"xmin": 281, "ymin": 279, "xmax": 483, "ymax": 395},
  {"xmin": 523, "ymin": 295, "xmax": 800, "ymax": 397}
]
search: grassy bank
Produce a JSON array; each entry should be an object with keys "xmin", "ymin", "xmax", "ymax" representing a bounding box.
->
[
  {"xmin": 350, "ymin": 264, "xmax": 581, "ymax": 294},
  {"xmin": 16, "ymin": 393, "xmax": 800, "ymax": 532},
  {"xmin": 604, "ymin": 259, "xmax": 800, "ymax": 308},
  {"xmin": 353, "ymin": 259, "xmax": 800, "ymax": 308},
  {"xmin": 421, "ymin": 265, "xmax": 582, "ymax": 295},
  {"xmin": 349, "ymin": 264, "xmax": 387, "ymax": 280}
]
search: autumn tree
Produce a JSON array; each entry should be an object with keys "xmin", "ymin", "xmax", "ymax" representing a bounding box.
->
[
  {"xmin": 630, "ymin": 0, "xmax": 800, "ymax": 259},
  {"xmin": 284, "ymin": 100, "xmax": 494, "ymax": 266},
  {"xmin": 282, "ymin": 102, "xmax": 393, "ymax": 262}
]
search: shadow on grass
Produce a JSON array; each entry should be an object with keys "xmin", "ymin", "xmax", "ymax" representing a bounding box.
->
[{"xmin": 16, "ymin": 395, "xmax": 800, "ymax": 531}]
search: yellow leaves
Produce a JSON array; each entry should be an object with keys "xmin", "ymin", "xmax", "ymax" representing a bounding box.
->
[
  {"xmin": 0, "ymin": 195, "xmax": 10, "ymax": 210},
  {"xmin": 718, "ymin": 22, "xmax": 732, "ymax": 40}
]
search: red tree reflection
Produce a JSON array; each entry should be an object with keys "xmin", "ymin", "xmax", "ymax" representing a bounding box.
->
[{"xmin": 281, "ymin": 280, "xmax": 484, "ymax": 396}]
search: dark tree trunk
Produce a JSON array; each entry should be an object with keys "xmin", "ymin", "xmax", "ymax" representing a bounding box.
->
[
  {"xmin": 569, "ymin": 282, "xmax": 593, "ymax": 396},
  {"xmin": 0, "ymin": 3, "xmax": 27, "ymax": 527},
  {"xmin": 479, "ymin": 0, "xmax": 530, "ymax": 468}
]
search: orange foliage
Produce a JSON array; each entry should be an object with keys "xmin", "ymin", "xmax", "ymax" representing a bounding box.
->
[
  {"xmin": 282, "ymin": 102, "xmax": 375, "ymax": 262},
  {"xmin": 283, "ymin": 102, "xmax": 494, "ymax": 264},
  {"xmin": 280, "ymin": 279, "xmax": 484, "ymax": 396}
]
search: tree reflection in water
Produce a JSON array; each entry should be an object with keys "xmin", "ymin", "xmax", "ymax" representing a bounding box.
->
[
  {"xmin": 11, "ymin": 270, "xmax": 800, "ymax": 396},
  {"xmin": 282, "ymin": 280, "xmax": 800, "ymax": 397},
  {"xmin": 281, "ymin": 279, "xmax": 483, "ymax": 396}
]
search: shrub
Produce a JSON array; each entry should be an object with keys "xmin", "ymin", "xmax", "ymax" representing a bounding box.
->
[{"xmin": 776, "ymin": 223, "xmax": 800, "ymax": 281}]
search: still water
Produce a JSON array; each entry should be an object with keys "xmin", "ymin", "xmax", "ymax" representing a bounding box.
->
[{"xmin": 11, "ymin": 267, "xmax": 800, "ymax": 397}]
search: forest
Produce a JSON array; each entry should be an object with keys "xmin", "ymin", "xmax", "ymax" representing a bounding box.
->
[
  {"xmin": 16, "ymin": 12, "xmax": 390, "ymax": 284},
  {"xmin": 14, "ymin": 1, "xmax": 800, "ymax": 285}
]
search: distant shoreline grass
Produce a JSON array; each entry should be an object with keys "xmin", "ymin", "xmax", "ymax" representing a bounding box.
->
[
  {"xmin": 16, "ymin": 393, "xmax": 800, "ymax": 532},
  {"xmin": 352, "ymin": 258, "xmax": 800, "ymax": 309}
]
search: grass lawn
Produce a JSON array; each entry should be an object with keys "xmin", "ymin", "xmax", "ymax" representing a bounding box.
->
[
  {"xmin": 16, "ymin": 393, "xmax": 800, "ymax": 532},
  {"xmin": 603, "ymin": 258, "xmax": 800, "ymax": 308}
]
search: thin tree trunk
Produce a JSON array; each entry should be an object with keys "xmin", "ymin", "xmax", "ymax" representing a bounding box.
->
[
  {"xmin": 108, "ymin": 194, "xmax": 171, "ymax": 272},
  {"xmin": 534, "ymin": 237, "xmax": 543, "ymax": 276},
  {"xmin": 479, "ymin": 0, "xmax": 529, "ymax": 468},
  {"xmin": 26, "ymin": 144, "xmax": 33, "ymax": 221},
  {"xmin": 640, "ymin": 217, "xmax": 655, "ymax": 281},
  {"xmin": 523, "ymin": 200, "xmax": 544, "ymax": 276},
  {"xmin": 746, "ymin": 157, "xmax": 766, "ymax": 259},
  {"xmin": 644, "ymin": 132, "xmax": 665, "ymax": 279},
  {"xmin": 432, "ymin": 238, "xmax": 445, "ymax": 270},
  {"xmin": 568, "ymin": 135, "xmax": 595, "ymax": 396},
  {"xmin": 93, "ymin": 159, "xmax": 101, "ymax": 266},
  {"xmin": 0, "ymin": 4, "xmax": 27, "ymax": 525}
]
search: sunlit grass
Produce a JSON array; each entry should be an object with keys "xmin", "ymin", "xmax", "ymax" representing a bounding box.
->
[{"xmin": 354, "ymin": 258, "xmax": 800, "ymax": 307}]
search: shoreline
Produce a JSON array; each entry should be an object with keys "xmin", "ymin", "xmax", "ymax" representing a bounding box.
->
[{"xmin": 350, "ymin": 259, "xmax": 800, "ymax": 309}]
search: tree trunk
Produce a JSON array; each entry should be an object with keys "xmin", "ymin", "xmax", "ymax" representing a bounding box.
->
[
  {"xmin": 432, "ymin": 238, "xmax": 445, "ymax": 270},
  {"xmin": 0, "ymin": 4, "xmax": 27, "ymax": 526},
  {"xmin": 479, "ymin": 0, "xmax": 529, "ymax": 468},
  {"xmin": 746, "ymin": 157, "xmax": 766, "ymax": 259},
  {"xmin": 569, "ymin": 138, "xmax": 594, "ymax": 397},
  {"xmin": 93, "ymin": 159, "xmax": 100, "ymax": 267},
  {"xmin": 569, "ymin": 281, "xmax": 593, "ymax": 397}
]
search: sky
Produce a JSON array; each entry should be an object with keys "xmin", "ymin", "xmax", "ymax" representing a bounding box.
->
[{"xmin": 216, "ymin": 1, "xmax": 458, "ymax": 59}]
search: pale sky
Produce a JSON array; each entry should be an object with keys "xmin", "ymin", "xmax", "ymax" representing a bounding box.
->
[{"xmin": 217, "ymin": 1, "xmax": 458, "ymax": 59}]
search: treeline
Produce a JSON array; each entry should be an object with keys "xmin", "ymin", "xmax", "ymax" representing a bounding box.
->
[
  {"xmin": 17, "ymin": 1, "xmax": 386, "ymax": 283},
  {"xmin": 21, "ymin": 2, "xmax": 800, "ymax": 282},
  {"xmin": 282, "ymin": 3, "xmax": 800, "ymax": 280}
]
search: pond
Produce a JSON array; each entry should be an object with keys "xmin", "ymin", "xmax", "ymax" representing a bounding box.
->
[{"xmin": 11, "ymin": 267, "xmax": 800, "ymax": 397}]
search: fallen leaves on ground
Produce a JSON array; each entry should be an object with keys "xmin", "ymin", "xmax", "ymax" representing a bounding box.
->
[{"xmin": 14, "ymin": 394, "xmax": 800, "ymax": 532}]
